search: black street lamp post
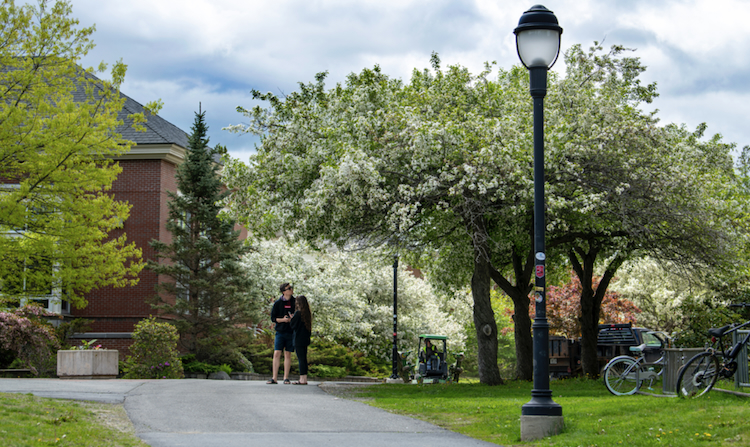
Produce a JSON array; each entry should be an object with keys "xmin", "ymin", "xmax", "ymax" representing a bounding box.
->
[
  {"xmin": 514, "ymin": 4, "xmax": 564, "ymax": 439},
  {"xmin": 390, "ymin": 254, "xmax": 399, "ymax": 379}
]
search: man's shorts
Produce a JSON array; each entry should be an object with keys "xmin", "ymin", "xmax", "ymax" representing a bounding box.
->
[{"xmin": 274, "ymin": 331, "xmax": 295, "ymax": 352}]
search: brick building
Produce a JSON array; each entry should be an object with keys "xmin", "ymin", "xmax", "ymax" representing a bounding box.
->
[
  {"xmin": 2, "ymin": 72, "xmax": 246, "ymax": 356},
  {"xmin": 66, "ymin": 93, "xmax": 191, "ymax": 353}
]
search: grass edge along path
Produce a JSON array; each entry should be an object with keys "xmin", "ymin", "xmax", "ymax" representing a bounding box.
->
[
  {"xmin": 0, "ymin": 392, "xmax": 148, "ymax": 447},
  {"xmin": 350, "ymin": 378, "xmax": 750, "ymax": 446}
]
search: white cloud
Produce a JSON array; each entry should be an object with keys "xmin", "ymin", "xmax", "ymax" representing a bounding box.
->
[
  {"xmin": 63, "ymin": 0, "xmax": 750, "ymax": 159},
  {"xmin": 618, "ymin": 0, "xmax": 750, "ymax": 56}
]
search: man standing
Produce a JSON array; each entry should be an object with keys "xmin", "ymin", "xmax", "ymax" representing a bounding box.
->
[{"xmin": 267, "ymin": 283, "xmax": 296, "ymax": 384}]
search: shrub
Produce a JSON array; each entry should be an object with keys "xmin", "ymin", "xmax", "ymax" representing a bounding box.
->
[
  {"xmin": 181, "ymin": 354, "xmax": 220, "ymax": 374},
  {"xmin": 219, "ymin": 351, "xmax": 254, "ymax": 373},
  {"xmin": 123, "ymin": 316, "xmax": 183, "ymax": 379},
  {"xmin": 197, "ymin": 336, "xmax": 254, "ymax": 372},
  {"xmin": 241, "ymin": 343, "xmax": 273, "ymax": 374},
  {"xmin": 673, "ymin": 298, "xmax": 740, "ymax": 347},
  {"xmin": 242, "ymin": 335, "xmax": 388, "ymax": 377},
  {"xmin": 178, "ymin": 328, "xmax": 255, "ymax": 373},
  {"xmin": 184, "ymin": 362, "xmax": 220, "ymax": 374},
  {"xmin": 0, "ymin": 348, "xmax": 15, "ymax": 369},
  {"xmin": 308, "ymin": 364, "xmax": 346, "ymax": 378},
  {"xmin": 307, "ymin": 338, "xmax": 388, "ymax": 376},
  {"xmin": 54, "ymin": 318, "xmax": 93, "ymax": 350},
  {"xmin": 0, "ymin": 305, "xmax": 59, "ymax": 377}
]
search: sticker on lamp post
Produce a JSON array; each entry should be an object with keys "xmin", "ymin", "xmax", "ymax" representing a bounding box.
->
[{"xmin": 536, "ymin": 265, "xmax": 544, "ymax": 278}]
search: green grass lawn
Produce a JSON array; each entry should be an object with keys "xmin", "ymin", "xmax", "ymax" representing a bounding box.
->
[
  {"xmin": 355, "ymin": 377, "xmax": 750, "ymax": 446},
  {"xmin": 0, "ymin": 392, "xmax": 147, "ymax": 447}
]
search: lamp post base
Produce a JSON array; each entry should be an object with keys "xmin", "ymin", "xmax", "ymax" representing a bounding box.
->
[{"xmin": 521, "ymin": 415, "xmax": 564, "ymax": 441}]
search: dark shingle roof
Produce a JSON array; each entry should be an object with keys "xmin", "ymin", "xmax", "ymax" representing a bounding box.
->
[
  {"xmin": 76, "ymin": 70, "xmax": 189, "ymax": 149},
  {"xmin": 118, "ymin": 95, "xmax": 189, "ymax": 148},
  {"xmin": 3, "ymin": 63, "xmax": 189, "ymax": 149}
]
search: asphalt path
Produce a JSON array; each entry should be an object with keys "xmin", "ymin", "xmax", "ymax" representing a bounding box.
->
[{"xmin": 0, "ymin": 379, "xmax": 498, "ymax": 447}]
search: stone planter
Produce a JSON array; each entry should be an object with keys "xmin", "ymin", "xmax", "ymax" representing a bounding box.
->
[{"xmin": 57, "ymin": 350, "xmax": 119, "ymax": 379}]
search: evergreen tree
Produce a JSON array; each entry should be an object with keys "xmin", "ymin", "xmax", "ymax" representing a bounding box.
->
[{"xmin": 149, "ymin": 110, "xmax": 257, "ymax": 363}]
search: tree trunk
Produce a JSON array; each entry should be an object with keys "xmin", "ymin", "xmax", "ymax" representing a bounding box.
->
[
  {"xmin": 570, "ymin": 247, "xmax": 600, "ymax": 377},
  {"xmin": 579, "ymin": 284, "xmax": 600, "ymax": 378},
  {"xmin": 489, "ymin": 251, "xmax": 534, "ymax": 380},
  {"xmin": 471, "ymin": 250, "xmax": 503, "ymax": 385},
  {"xmin": 571, "ymin": 247, "xmax": 625, "ymax": 378},
  {"xmin": 512, "ymin": 297, "xmax": 533, "ymax": 380}
]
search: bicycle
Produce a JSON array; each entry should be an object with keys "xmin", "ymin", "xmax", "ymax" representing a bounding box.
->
[
  {"xmin": 675, "ymin": 303, "xmax": 750, "ymax": 398},
  {"xmin": 603, "ymin": 331, "xmax": 667, "ymax": 396}
]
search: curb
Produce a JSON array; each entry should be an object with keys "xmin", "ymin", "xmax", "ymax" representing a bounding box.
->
[{"xmin": 184, "ymin": 372, "xmax": 382, "ymax": 383}]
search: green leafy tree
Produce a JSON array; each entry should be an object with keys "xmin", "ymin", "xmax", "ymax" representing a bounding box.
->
[
  {"xmin": 612, "ymin": 257, "xmax": 750, "ymax": 347},
  {"xmin": 544, "ymin": 44, "xmax": 741, "ymax": 376},
  {"xmin": 0, "ymin": 0, "xmax": 144, "ymax": 308},
  {"xmin": 148, "ymin": 111, "xmax": 257, "ymax": 363}
]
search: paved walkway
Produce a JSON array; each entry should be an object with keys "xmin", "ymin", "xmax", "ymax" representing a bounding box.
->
[{"xmin": 0, "ymin": 379, "xmax": 498, "ymax": 447}]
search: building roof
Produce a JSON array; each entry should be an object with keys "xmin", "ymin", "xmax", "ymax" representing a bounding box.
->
[
  {"xmin": 75, "ymin": 70, "xmax": 189, "ymax": 149},
  {"xmin": 3, "ymin": 63, "xmax": 189, "ymax": 149},
  {"xmin": 118, "ymin": 95, "xmax": 190, "ymax": 148},
  {"xmin": 74, "ymin": 70, "xmax": 225, "ymax": 165}
]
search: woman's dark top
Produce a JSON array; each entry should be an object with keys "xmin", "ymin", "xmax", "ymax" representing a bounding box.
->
[{"xmin": 290, "ymin": 311, "xmax": 311, "ymax": 348}]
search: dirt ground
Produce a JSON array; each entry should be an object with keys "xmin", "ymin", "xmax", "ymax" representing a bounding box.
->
[
  {"xmin": 317, "ymin": 381, "xmax": 377, "ymax": 401},
  {"xmin": 79, "ymin": 401, "xmax": 139, "ymax": 436}
]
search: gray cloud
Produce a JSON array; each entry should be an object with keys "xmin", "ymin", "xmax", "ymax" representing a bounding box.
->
[{"xmin": 67, "ymin": 0, "xmax": 750, "ymax": 157}]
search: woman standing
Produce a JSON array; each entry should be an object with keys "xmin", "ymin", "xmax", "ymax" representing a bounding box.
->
[{"xmin": 290, "ymin": 295, "xmax": 312, "ymax": 385}]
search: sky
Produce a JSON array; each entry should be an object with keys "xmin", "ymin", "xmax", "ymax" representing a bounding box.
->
[{"xmin": 65, "ymin": 0, "xmax": 750, "ymax": 162}]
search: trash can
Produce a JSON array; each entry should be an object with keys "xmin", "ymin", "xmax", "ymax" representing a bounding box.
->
[{"xmin": 662, "ymin": 348, "xmax": 704, "ymax": 394}]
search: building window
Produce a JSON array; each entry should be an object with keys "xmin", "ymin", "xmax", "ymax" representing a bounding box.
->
[{"xmin": 1, "ymin": 184, "xmax": 64, "ymax": 313}]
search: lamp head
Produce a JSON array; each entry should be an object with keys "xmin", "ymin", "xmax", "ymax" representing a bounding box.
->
[{"xmin": 514, "ymin": 5, "xmax": 563, "ymax": 69}]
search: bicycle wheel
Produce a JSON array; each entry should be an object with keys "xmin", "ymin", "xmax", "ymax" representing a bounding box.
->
[
  {"xmin": 675, "ymin": 352, "xmax": 719, "ymax": 398},
  {"xmin": 603, "ymin": 356, "xmax": 641, "ymax": 396}
]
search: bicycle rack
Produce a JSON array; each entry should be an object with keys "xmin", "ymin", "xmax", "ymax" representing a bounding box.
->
[{"xmin": 732, "ymin": 330, "xmax": 750, "ymax": 388}]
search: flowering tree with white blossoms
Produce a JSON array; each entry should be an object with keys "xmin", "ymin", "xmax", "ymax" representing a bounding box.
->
[
  {"xmin": 241, "ymin": 239, "xmax": 470, "ymax": 360},
  {"xmin": 544, "ymin": 44, "xmax": 742, "ymax": 376},
  {"xmin": 612, "ymin": 255, "xmax": 750, "ymax": 348},
  {"xmin": 224, "ymin": 56, "xmax": 535, "ymax": 384},
  {"xmin": 223, "ymin": 45, "xmax": 743, "ymax": 382},
  {"xmin": 611, "ymin": 258, "xmax": 709, "ymax": 334}
]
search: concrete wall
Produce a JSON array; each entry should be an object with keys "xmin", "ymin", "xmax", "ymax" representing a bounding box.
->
[{"xmin": 57, "ymin": 350, "xmax": 119, "ymax": 379}]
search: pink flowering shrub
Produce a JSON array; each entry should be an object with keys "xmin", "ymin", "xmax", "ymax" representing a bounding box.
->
[
  {"xmin": 0, "ymin": 305, "xmax": 60, "ymax": 376},
  {"xmin": 123, "ymin": 316, "xmax": 183, "ymax": 379}
]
